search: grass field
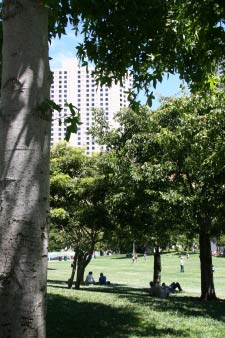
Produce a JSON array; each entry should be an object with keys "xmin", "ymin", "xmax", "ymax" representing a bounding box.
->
[{"xmin": 47, "ymin": 252, "xmax": 225, "ymax": 338}]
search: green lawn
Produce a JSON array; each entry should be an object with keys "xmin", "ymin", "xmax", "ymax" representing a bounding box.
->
[{"xmin": 47, "ymin": 252, "xmax": 225, "ymax": 338}]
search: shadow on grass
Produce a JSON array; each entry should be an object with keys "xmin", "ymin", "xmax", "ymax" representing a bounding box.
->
[
  {"xmin": 48, "ymin": 280, "xmax": 225, "ymax": 321},
  {"xmin": 47, "ymin": 293, "xmax": 186, "ymax": 338},
  {"xmin": 73, "ymin": 285, "xmax": 225, "ymax": 323},
  {"xmin": 79, "ymin": 284, "xmax": 146, "ymax": 295},
  {"xmin": 146, "ymin": 295, "xmax": 225, "ymax": 323},
  {"xmin": 47, "ymin": 281, "xmax": 225, "ymax": 332},
  {"xmin": 47, "ymin": 279, "xmax": 68, "ymax": 289},
  {"xmin": 111, "ymin": 255, "xmax": 132, "ymax": 260}
]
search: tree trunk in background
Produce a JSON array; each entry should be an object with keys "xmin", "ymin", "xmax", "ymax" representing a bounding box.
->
[
  {"xmin": 153, "ymin": 246, "xmax": 161, "ymax": 284},
  {"xmin": 0, "ymin": 1, "xmax": 50, "ymax": 337},
  {"xmin": 199, "ymin": 220, "xmax": 216, "ymax": 300},
  {"xmin": 84, "ymin": 252, "xmax": 93, "ymax": 269},
  {"xmin": 75, "ymin": 251, "xmax": 94, "ymax": 289},
  {"xmin": 75, "ymin": 255, "xmax": 85, "ymax": 289},
  {"xmin": 67, "ymin": 251, "xmax": 78, "ymax": 289},
  {"xmin": 132, "ymin": 241, "xmax": 136, "ymax": 255}
]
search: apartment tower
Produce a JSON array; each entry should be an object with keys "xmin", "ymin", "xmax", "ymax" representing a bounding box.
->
[{"xmin": 50, "ymin": 59, "xmax": 132, "ymax": 154}]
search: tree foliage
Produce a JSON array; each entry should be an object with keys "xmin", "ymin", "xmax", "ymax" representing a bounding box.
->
[
  {"xmin": 1, "ymin": 1, "xmax": 225, "ymax": 96},
  {"xmin": 91, "ymin": 88, "xmax": 225, "ymax": 298},
  {"xmin": 72, "ymin": 0, "xmax": 225, "ymax": 103},
  {"xmin": 50, "ymin": 142, "xmax": 112, "ymax": 288},
  {"xmin": 1, "ymin": 1, "xmax": 224, "ymax": 106},
  {"xmin": 34, "ymin": 1, "xmax": 225, "ymax": 104}
]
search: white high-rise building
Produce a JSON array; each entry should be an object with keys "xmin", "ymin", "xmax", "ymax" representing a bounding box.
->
[{"xmin": 50, "ymin": 59, "xmax": 133, "ymax": 155}]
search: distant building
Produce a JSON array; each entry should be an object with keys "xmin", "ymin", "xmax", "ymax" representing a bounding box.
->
[{"xmin": 50, "ymin": 59, "xmax": 133, "ymax": 155}]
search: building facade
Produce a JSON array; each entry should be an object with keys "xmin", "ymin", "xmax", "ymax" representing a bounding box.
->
[{"xmin": 50, "ymin": 59, "xmax": 132, "ymax": 155}]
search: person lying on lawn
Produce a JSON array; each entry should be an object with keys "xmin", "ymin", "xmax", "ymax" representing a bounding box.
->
[
  {"xmin": 149, "ymin": 281, "xmax": 183, "ymax": 298},
  {"xmin": 162, "ymin": 282, "xmax": 183, "ymax": 293}
]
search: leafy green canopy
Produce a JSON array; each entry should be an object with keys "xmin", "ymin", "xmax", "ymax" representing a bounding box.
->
[
  {"xmin": 90, "ymin": 108, "xmax": 188, "ymax": 248},
  {"xmin": 45, "ymin": 1, "xmax": 225, "ymax": 105},
  {"xmin": 74, "ymin": 1, "xmax": 225, "ymax": 102},
  {"xmin": 50, "ymin": 142, "xmax": 112, "ymax": 251},
  {"xmin": 1, "ymin": 1, "xmax": 224, "ymax": 99},
  {"xmin": 91, "ymin": 88, "xmax": 225, "ymax": 243}
]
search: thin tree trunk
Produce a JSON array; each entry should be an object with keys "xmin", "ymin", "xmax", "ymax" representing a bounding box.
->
[
  {"xmin": 84, "ymin": 252, "xmax": 93, "ymax": 269},
  {"xmin": 132, "ymin": 241, "xmax": 136, "ymax": 255},
  {"xmin": 0, "ymin": 1, "xmax": 50, "ymax": 337},
  {"xmin": 67, "ymin": 251, "xmax": 78, "ymax": 289},
  {"xmin": 199, "ymin": 221, "xmax": 216, "ymax": 300},
  {"xmin": 153, "ymin": 246, "xmax": 161, "ymax": 284}
]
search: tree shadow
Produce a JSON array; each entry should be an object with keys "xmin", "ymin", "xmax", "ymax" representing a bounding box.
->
[
  {"xmin": 47, "ymin": 281, "xmax": 225, "ymax": 327},
  {"xmin": 47, "ymin": 280, "xmax": 133, "ymax": 291},
  {"xmin": 79, "ymin": 284, "xmax": 145, "ymax": 295},
  {"xmin": 46, "ymin": 293, "xmax": 187, "ymax": 338},
  {"xmin": 116, "ymin": 289, "xmax": 225, "ymax": 323},
  {"xmin": 72, "ymin": 285, "xmax": 225, "ymax": 323},
  {"xmin": 47, "ymin": 279, "xmax": 144, "ymax": 294},
  {"xmin": 111, "ymin": 254, "xmax": 154, "ymax": 260},
  {"xmin": 47, "ymin": 279, "xmax": 68, "ymax": 289},
  {"xmin": 110, "ymin": 255, "xmax": 132, "ymax": 260},
  {"xmin": 144, "ymin": 295, "xmax": 225, "ymax": 322}
]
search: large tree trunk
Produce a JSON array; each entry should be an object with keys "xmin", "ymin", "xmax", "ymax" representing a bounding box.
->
[
  {"xmin": 0, "ymin": 1, "xmax": 50, "ymax": 337},
  {"xmin": 199, "ymin": 221, "xmax": 216, "ymax": 300},
  {"xmin": 153, "ymin": 246, "xmax": 161, "ymax": 284}
]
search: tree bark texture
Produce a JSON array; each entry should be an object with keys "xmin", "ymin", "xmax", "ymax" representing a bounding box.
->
[
  {"xmin": 199, "ymin": 220, "xmax": 216, "ymax": 300},
  {"xmin": 153, "ymin": 246, "xmax": 161, "ymax": 284},
  {"xmin": 0, "ymin": 1, "xmax": 51, "ymax": 337}
]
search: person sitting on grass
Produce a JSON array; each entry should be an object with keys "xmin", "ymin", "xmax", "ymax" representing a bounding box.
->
[
  {"xmin": 85, "ymin": 271, "xmax": 95, "ymax": 285},
  {"xmin": 99, "ymin": 272, "xmax": 111, "ymax": 285},
  {"xmin": 99, "ymin": 272, "xmax": 107, "ymax": 285},
  {"xmin": 98, "ymin": 272, "xmax": 107, "ymax": 285},
  {"xmin": 149, "ymin": 281, "xmax": 162, "ymax": 297}
]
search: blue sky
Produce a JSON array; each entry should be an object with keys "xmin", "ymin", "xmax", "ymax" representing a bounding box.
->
[{"xmin": 49, "ymin": 29, "xmax": 185, "ymax": 110}]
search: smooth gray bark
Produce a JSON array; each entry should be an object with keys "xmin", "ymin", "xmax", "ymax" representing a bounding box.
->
[{"xmin": 0, "ymin": 1, "xmax": 51, "ymax": 337}]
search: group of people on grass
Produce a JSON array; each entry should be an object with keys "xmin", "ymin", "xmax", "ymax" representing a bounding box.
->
[
  {"xmin": 84, "ymin": 271, "xmax": 182, "ymax": 298},
  {"xmin": 85, "ymin": 271, "xmax": 110, "ymax": 286},
  {"xmin": 149, "ymin": 280, "xmax": 183, "ymax": 298}
]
